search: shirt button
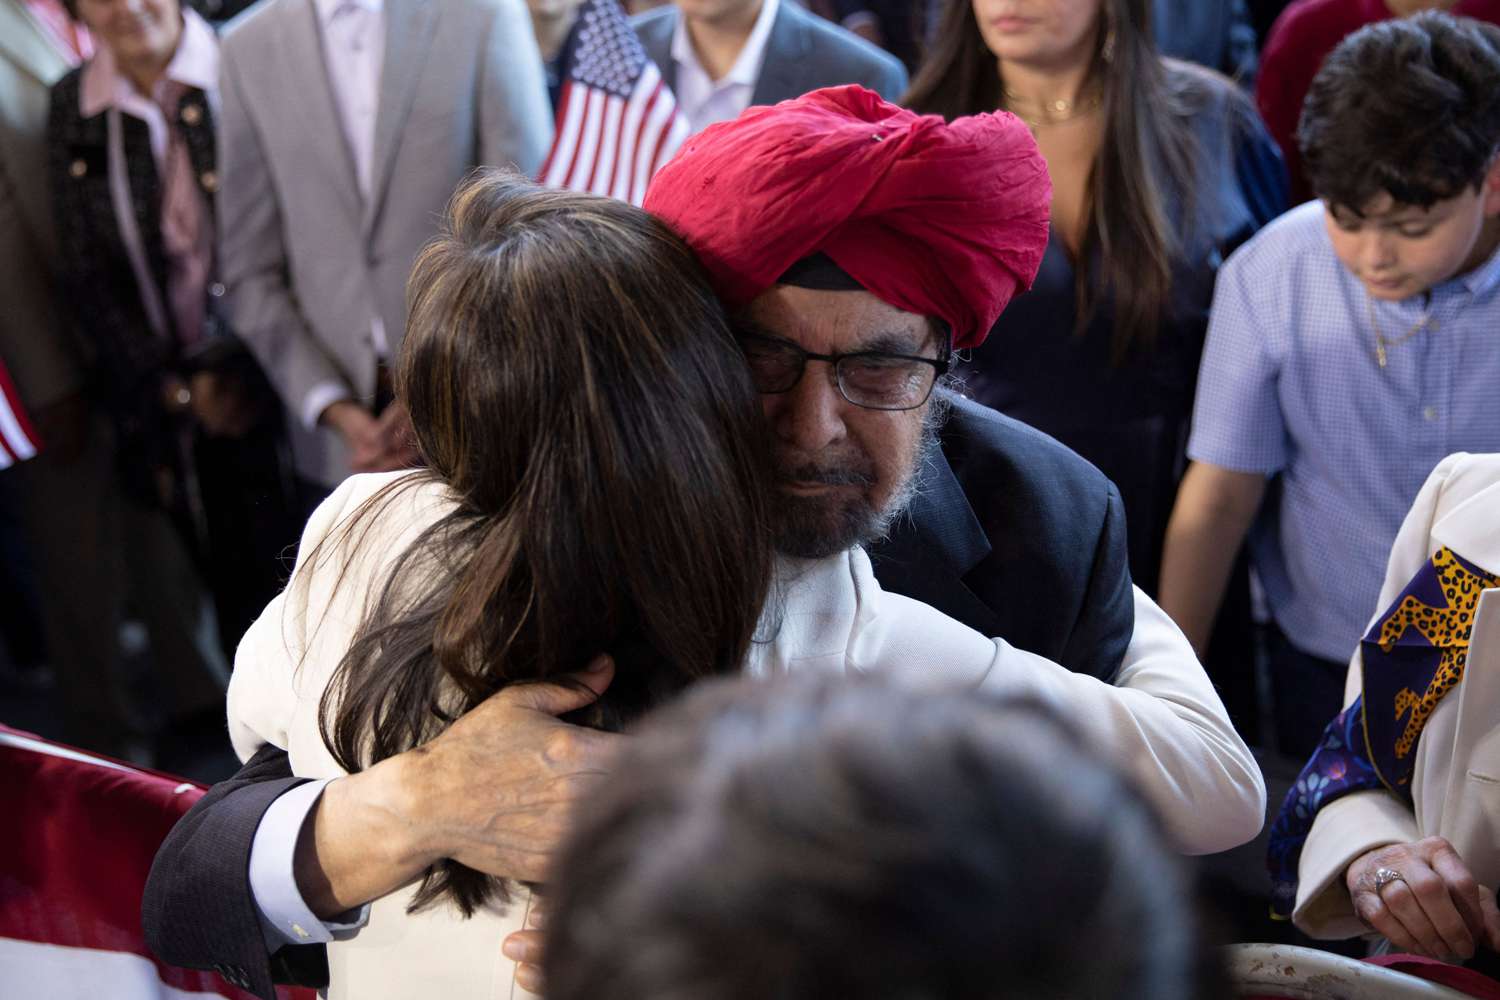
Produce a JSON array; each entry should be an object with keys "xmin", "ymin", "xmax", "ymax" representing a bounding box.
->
[
  {"xmin": 208, "ymin": 282, "xmax": 226, "ymax": 298},
  {"xmin": 1423, "ymin": 406, "xmax": 1438, "ymax": 422}
]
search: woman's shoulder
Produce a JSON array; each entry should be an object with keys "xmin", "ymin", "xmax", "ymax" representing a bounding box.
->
[{"xmin": 300, "ymin": 470, "xmax": 457, "ymax": 566}]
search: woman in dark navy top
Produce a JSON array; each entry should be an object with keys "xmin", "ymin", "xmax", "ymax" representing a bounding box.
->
[{"xmin": 906, "ymin": 0, "xmax": 1285, "ymax": 595}]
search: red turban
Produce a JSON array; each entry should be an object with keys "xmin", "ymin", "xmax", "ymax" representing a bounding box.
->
[{"xmin": 643, "ymin": 85, "xmax": 1052, "ymax": 350}]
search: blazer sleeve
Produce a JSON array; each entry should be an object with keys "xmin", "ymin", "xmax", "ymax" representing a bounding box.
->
[
  {"xmin": 854, "ymin": 578, "xmax": 1265, "ymax": 855},
  {"xmin": 1060, "ymin": 479, "xmax": 1135, "ymax": 684},
  {"xmin": 142, "ymin": 476, "xmax": 376, "ymax": 998},
  {"xmin": 216, "ymin": 36, "xmax": 351, "ymax": 421},
  {"xmin": 142, "ymin": 744, "xmax": 328, "ymax": 1000},
  {"xmin": 477, "ymin": 0, "xmax": 554, "ymax": 176}
]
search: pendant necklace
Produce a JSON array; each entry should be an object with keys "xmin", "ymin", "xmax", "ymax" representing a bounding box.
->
[{"xmin": 1366, "ymin": 293, "xmax": 1434, "ymax": 369}]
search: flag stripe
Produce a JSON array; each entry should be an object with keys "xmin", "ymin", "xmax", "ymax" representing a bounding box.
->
[
  {"xmin": 566, "ymin": 88, "xmax": 606, "ymax": 190},
  {"xmin": 634, "ymin": 85, "xmax": 678, "ymax": 206},
  {"xmin": 547, "ymin": 83, "xmax": 590, "ymax": 189},
  {"xmin": 590, "ymin": 94, "xmax": 625, "ymax": 196},
  {"xmin": 610, "ymin": 64, "xmax": 657, "ymax": 202},
  {"xmin": 539, "ymin": 81, "xmax": 579, "ymax": 186},
  {"xmin": 0, "ymin": 359, "xmax": 37, "ymax": 469},
  {"xmin": 536, "ymin": 0, "xmax": 685, "ymax": 206}
]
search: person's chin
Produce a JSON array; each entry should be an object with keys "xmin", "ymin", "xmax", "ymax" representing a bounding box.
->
[{"xmin": 771, "ymin": 491, "xmax": 871, "ymax": 560}]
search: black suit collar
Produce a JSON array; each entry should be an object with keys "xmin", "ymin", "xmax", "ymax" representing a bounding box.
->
[{"xmin": 867, "ymin": 437, "xmax": 1003, "ymax": 638}]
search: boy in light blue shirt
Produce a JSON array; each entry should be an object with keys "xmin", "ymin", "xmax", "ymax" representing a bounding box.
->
[{"xmin": 1159, "ymin": 12, "xmax": 1500, "ymax": 758}]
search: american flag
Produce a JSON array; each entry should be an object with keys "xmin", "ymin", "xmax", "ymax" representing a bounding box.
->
[
  {"xmin": 0, "ymin": 359, "xmax": 39, "ymax": 470},
  {"xmin": 539, "ymin": 0, "xmax": 690, "ymax": 206}
]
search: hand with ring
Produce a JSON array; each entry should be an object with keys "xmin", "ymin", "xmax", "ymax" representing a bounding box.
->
[{"xmin": 1345, "ymin": 836, "xmax": 1500, "ymax": 960}]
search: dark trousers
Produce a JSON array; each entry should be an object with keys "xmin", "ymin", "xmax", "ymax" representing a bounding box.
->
[{"xmin": 1265, "ymin": 623, "xmax": 1349, "ymax": 760}]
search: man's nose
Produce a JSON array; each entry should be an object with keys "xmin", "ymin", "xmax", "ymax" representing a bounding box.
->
[
  {"xmin": 1363, "ymin": 232, "xmax": 1398, "ymax": 272},
  {"xmin": 765, "ymin": 361, "xmax": 849, "ymax": 452}
]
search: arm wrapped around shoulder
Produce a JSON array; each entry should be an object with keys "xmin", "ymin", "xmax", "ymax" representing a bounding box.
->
[{"xmin": 857, "ymin": 581, "xmax": 1266, "ymax": 855}]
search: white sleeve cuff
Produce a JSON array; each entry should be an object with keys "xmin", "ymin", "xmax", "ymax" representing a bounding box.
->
[
  {"xmin": 249, "ymin": 777, "xmax": 371, "ymax": 951},
  {"xmin": 303, "ymin": 381, "xmax": 353, "ymax": 431}
]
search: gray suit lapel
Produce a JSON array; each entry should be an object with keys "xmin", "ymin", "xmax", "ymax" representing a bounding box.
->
[
  {"xmin": 0, "ymin": 0, "xmax": 70, "ymax": 87},
  {"xmin": 748, "ymin": 1, "xmax": 809, "ymax": 108},
  {"xmin": 365, "ymin": 0, "xmax": 437, "ymax": 237},
  {"xmin": 284, "ymin": 0, "xmax": 363, "ymax": 223},
  {"xmin": 637, "ymin": 10, "xmax": 676, "ymax": 94}
]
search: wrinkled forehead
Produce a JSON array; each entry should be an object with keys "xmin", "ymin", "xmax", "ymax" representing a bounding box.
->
[{"xmin": 741, "ymin": 285, "xmax": 939, "ymax": 356}]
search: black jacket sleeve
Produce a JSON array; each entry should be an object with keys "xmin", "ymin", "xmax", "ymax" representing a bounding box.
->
[{"xmin": 142, "ymin": 744, "xmax": 329, "ymax": 1000}]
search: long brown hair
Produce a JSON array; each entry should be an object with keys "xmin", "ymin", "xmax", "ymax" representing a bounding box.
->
[
  {"xmin": 313, "ymin": 171, "xmax": 775, "ymax": 916},
  {"xmin": 904, "ymin": 0, "xmax": 1200, "ymax": 360}
]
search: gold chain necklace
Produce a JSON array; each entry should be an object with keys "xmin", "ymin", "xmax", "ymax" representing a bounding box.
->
[
  {"xmin": 1366, "ymin": 296, "xmax": 1433, "ymax": 369},
  {"xmin": 1003, "ymin": 90, "xmax": 1102, "ymax": 129}
]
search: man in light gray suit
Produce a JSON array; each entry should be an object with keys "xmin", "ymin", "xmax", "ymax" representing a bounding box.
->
[
  {"xmin": 218, "ymin": 0, "xmax": 553, "ymax": 489},
  {"xmin": 632, "ymin": 0, "xmax": 906, "ymax": 136},
  {"xmin": 0, "ymin": 0, "xmax": 145, "ymax": 757}
]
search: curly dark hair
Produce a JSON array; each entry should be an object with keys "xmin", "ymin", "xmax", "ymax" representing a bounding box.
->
[{"xmin": 1299, "ymin": 12, "xmax": 1500, "ymax": 213}]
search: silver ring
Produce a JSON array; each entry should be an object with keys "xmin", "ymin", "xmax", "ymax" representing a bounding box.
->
[{"xmin": 1374, "ymin": 867, "xmax": 1407, "ymax": 893}]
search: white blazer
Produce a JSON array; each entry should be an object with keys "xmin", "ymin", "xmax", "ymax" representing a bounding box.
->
[
  {"xmin": 1295, "ymin": 452, "xmax": 1500, "ymax": 939},
  {"xmin": 228, "ymin": 471, "xmax": 1264, "ymax": 999}
]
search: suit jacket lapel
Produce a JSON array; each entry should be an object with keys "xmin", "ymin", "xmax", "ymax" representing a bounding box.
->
[
  {"xmin": 638, "ymin": 11, "xmax": 676, "ymax": 93},
  {"xmin": 748, "ymin": 1, "xmax": 808, "ymax": 108},
  {"xmin": 0, "ymin": 0, "xmax": 70, "ymax": 87},
  {"xmin": 284, "ymin": 0, "xmax": 362, "ymax": 223},
  {"xmin": 365, "ymin": 0, "xmax": 437, "ymax": 238},
  {"xmin": 868, "ymin": 440, "xmax": 1003, "ymax": 637}
]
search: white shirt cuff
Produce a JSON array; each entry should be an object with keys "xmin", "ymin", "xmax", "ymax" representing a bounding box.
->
[
  {"xmin": 248, "ymin": 777, "xmax": 371, "ymax": 951},
  {"xmin": 303, "ymin": 381, "xmax": 353, "ymax": 431}
]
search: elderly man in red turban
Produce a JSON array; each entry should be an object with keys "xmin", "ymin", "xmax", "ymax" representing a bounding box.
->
[{"xmin": 142, "ymin": 88, "xmax": 1263, "ymax": 1000}]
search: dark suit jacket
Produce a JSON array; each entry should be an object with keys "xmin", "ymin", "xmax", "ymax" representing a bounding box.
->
[
  {"xmin": 1153, "ymin": 0, "xmax": 1259, "ymax": 85},
  {"xmin": 632, "ymin": 0, "xmax": 908, "ymax": 108},
  {"xmin": 142, "ymin": 393, "xmax": 1134, "ymax": 999}
]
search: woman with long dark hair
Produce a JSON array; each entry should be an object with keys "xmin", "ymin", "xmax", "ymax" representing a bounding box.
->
[
  {"xmin": 225, "ymin": 170, "xmax": 1262, "ymax": 999},
  {"xmin": 905, "ymin": 0, "xmax": 1285, "ymax": 596}
]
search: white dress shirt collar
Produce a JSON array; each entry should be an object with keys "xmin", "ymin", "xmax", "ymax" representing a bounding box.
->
[
  {"xmin": 670, "ymin": 0, "xmax": 780, "ymax": 133},
  {"xmin": 79, "ymin": 8, "xmax": 219, "ymax": 162},
  {"xmin": 313, "ymin": 0, "xmax": 385, "ymax": 23}
]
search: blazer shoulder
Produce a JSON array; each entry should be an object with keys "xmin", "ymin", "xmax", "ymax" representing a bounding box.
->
[
  {"xmin": 785, "ymin": 2, "xmax": 906, "ymax": 88},
  {"xmin": 943, "ymin": 393, "xmax": 1115, "ymax": 503},
  {"xmin": 45, "ymin": 68, "xmax": 95, "ymax": 148},
  {"xmin": 220, "ymin": 0, "xmax": 285, "ymax": 54},
  {"xmin": 47, "ymin": 64, "xmax": 83, "ymax": 113},
  {"xmin": 631, "ymin": 6, "xmax": 679, "ymax": 48}
]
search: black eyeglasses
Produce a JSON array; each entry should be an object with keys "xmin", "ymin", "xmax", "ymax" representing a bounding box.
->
[{"xmin": 738, "ymin": 333, "xmax": 950, "ymax": 411}]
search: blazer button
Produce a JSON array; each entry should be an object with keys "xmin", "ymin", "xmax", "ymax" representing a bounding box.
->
[
  {"xmin": 200, "ymin": 170, "xmax": 218, "ymax": 193},
  {"xmin": 208, "ymin": 282, "xmax": 226, "ymax": 298},
  {"xmin": 180, "ymin": 103, "xmax": 202, "ymax": 126},
  {"xmin": 69, "ymin": 158, "xmax": 87, "ymax": 178}
]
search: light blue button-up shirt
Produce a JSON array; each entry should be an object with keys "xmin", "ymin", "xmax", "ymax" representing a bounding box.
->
[{"xmin": 1189, "ymin": 201, "xmax": 1500, "ymax": 662}]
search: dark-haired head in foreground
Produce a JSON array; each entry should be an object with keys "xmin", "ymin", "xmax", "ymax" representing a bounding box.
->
[
  {"xmin": 1299, "ymin": 12, "xmax": 1500, "ymax": 303},
  {"xmin": 544, "ymin": 674, "xmax": 1216, "ymax": 1000}
]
